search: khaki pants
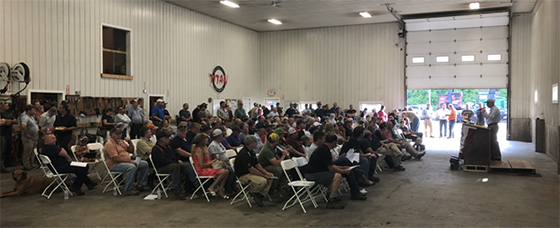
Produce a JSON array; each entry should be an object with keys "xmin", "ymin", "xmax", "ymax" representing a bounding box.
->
[
  {"xmin": 264, "ymin": 165, "xmax": 288, "ymax": 191},
  {"xmin": 399, "ymin": 139, "xmax": 420, "ymax": 157},
  {"xmin": 423, "ymin": 119, "xmax": 433, "ymax": 137},
  {"xmin": 238, "ymin": 173, "xmax": 273, "ymax": 196},
  {"xmin": 22, "ymin": 137, "xmax": 37, "ymax": 170},
  {"xmin": 376, "ymin": 143, "xmax": 403, "ymax": 167}
]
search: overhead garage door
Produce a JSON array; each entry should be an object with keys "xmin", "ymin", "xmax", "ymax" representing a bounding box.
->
[{"xmin": 405, "ymin": 13, "xmax": 509, "ymax": 90}]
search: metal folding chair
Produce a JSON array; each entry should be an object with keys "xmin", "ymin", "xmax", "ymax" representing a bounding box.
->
[
  {"xmin": 37, "ymin": 155, "xmax": 73, "ymax": 199},
  {"xmin": 189, "ymin": 156, "xmax": 215, "ymax": 202},
  {"xmin": 100, "ymin": 152, "xmax": 125, "ymax": 195},
  {"xmin": 292, "ymin": 157, "xmax": 329, "ymax": 203},
  {"xmin": 148, "ymin": 154, "xmax": 173, "ymax": 198},
  {"xmin": 280, "ymin": 160, "xmax": 318, "ymax": 213},
  {"xmin": 229, "ymin": 158, "xmax": 253, "ymax": 207},
  {"xmin": 34, "ymin": 149, "xmax": 53, "ymax": 178}
]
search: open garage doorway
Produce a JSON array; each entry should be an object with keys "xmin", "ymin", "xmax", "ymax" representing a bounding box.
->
[{"xmin": 406, "ymin": 89, "xmax": 508, "ymax": 152}]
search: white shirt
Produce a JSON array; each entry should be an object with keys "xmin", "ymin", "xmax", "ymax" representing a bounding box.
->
[
  {"xmin": 116, "ymin": 113, "xmax": 131, "ymax": 131},
  {"xmin": 39, "ymin": 112, "xmax": 56, "ymax": 128},
  {"xmin": 482, "ymin": 106, "xmax": 501, "ymax": 125},
  {"xmin": 267, "ymin": 111, "xmax": 279, "ymax": 118},
  {"xmin": 253, "ymin": 133, "xmax": 264, "ymax": 154},
  {"xmin": 307, "ymin": 143, "xmax": 320, "ymax": 161},
  {"xmin": 208, "ymin": 140, "xmax": 227, "ymax": 162}
]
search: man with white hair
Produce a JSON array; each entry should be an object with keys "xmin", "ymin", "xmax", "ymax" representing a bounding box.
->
[{"xmin": 482, "ymin": 99, "xmax": 502, "ymax": 161}]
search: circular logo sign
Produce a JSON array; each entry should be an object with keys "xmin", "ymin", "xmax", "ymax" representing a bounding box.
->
[{"xmin": 209, "ymin": 66, "xmax": 228, "ymax": 93}]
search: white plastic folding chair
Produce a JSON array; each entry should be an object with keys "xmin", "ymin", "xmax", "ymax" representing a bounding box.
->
[
  {"xmin": 280, "ymin": 160, "xmax": 318, "ymax": 213},
  {"xmin": 225, "ymin": 149, "xmax": 237, "ymax": 159},
  {"xmin": 292, "ymin": 157, "xmax": 329, "ymax": 203},
  {"xmin": 148, "ymin": 154, "xmax": 173, "ymax": 198},
  {"xmin": 131, "ymin": 139, "xmax": 139, "ymax": 155},
  {"xmin": 82, "ymin": 143, "xmax": 103, "ymax": 180},
  {"xmin": 100, "ymin": 152, "xmax": 124, "ymax": 195},
  {"xmin": 34, "ymin": 149, "xmax": 53, "ymax": 178},
  {"xmin": 38, "ymin": 155, "xmax": 73, "ymax": 199},
  {"xmin": 229, "ymin": 158, "xmax": 253, "ymax": 207},
  {"xmin": 189, "ymin": 156, "xmax": 215, "ymax": 202}
]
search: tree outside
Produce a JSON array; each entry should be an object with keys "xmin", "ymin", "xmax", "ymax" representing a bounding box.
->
[{"xmin": 407, "ymin": 89, "xmax": 508, "ymax": 110}]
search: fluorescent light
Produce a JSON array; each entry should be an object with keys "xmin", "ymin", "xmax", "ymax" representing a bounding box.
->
[
  {"xmin": 220, "ymin": 1, "xmax": 239, "ymax": 8},
  {"xmin": 359, "ymin": 12, "xmax": 372, "ymax": 18},
  {"xmin": 469, "ymin": 2, "xmax": 480, "ymax": 10},
  {"xmin": 268, "ymin": 19, "xmax": 282, "ymax": 25}
]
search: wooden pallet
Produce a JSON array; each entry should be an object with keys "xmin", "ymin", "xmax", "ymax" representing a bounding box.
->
[
  {"xmin": 464, "ymin": 164, "xmax": 489, "ymax": 172},
  {"xmin": 489, "ymin": 160, "xmax": 536, "ymax": 174}
]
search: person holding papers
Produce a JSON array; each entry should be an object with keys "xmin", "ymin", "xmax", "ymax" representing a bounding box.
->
[
  {"xmin": 305, "ymin": 133, "xmax": 365, "ymax": 210},
  {"xmin": 40, "ymin": 129, "xmax": 97, "ymax": 195}
]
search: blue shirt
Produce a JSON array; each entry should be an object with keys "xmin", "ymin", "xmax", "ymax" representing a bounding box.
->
[
  {"xmin": 151, "ymin": 105, "xmax": 164, "ymax": 122},
  {"xmin": 221, "ymin": 137, "xmax": 231, "ymax": 148},
  {"xmin": 422, "ymin": 108, "xmax": 429, "ymax": 120},
  {"xmin": 227, "ymin": 134, "xmax": 242, "ymax": 147}
]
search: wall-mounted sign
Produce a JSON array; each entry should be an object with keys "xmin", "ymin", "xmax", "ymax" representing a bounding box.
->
[
  {"xmin": 268, "ymin": 90, "xmax": 275, "ymax": 96},
  {"xmin": 209, "ymin": 66, "xmax": 228, "ymax": 93}
]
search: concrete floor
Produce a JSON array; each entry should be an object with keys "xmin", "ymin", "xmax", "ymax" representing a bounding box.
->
[{"xmin": 1, "ymin": 125, "xmax": 559, "ymax": 227}]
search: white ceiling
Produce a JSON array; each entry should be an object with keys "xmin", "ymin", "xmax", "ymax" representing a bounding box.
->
[{"xmin": 164, "ymin": 0, "xmax": 537, "ymax": 32}]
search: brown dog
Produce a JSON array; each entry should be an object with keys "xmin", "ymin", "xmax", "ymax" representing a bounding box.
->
[{"xmin": 0, "ymin": 170, "xmax": 55, "ymax": 198}]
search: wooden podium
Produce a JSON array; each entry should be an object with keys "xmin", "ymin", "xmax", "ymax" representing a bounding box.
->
[{"xmin": 460, "ymin": 123, "xmax": 491, "ymax": 171}]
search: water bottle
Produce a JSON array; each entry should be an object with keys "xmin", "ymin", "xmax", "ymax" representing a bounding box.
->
[
  {"xmin": 113, "ymin": 187, "xmax": 118, "ymax": 196},
  {"xmin": 156, "ymin": 189, "xmax": 162, "ymax": 200},
  {"xmin": 64, "ymin": 190, "xmax": 69, "ymax": 200}
]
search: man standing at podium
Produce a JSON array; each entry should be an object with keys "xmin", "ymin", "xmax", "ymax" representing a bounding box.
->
[{"xmin": 482, "ymin": 99, "xmax": 502, "ymax": 161}]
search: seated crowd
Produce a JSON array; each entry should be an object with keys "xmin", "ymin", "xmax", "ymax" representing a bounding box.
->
[{"xmin": 2, "ymin": 99, "xmax": 427, "ymax": 209}]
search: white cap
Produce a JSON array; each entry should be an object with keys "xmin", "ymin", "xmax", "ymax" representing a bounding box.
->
[
  {"xmin": 212, "ymin": 129, "xmax": 223, "ymax": 137},
  {"xmin": 288, "ymin": 127, "xmax": 297, "ymax": 134}
]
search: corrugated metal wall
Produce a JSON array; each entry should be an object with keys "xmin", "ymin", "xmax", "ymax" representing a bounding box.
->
[
  {"xmin": 259, "ymin": 23, "xmax": 405, "ymax": 111},
  {"xmin": 529, "ymin": 0, "xmax": 560, "ymax": 162},
  {"xmin": 509, "ymin": 13, "xmax": 533, "ymax": 141},
  {"xmin": 510, "ymin": 13, "xmax": 532, "ymax": 120},
  {"xmin": 0, "ymin": 0, "xmax": 260, "ymax": 118}
]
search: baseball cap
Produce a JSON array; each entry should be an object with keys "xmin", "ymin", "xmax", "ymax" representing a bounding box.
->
[
  {"xmin": 244, "ymin": 135, "xmax": 259, "ymax": 145},
  {"xmin": 200, "ymin": 124, "xmax": 211, "ymax": 132},
  {"xmin": 267, "ymin": 133, "xmax": 280, "ymax": 142},
  {"xmin": 177, "ymin": 122, "xmax": 188, "ymax": 130},
  {"xmin": 288, "ymin": 127, "xmax": 297, "ymax": 135},
  {"xmin": 232, "ymin": 126, "xmax": 242, "ymax": 132},
  {"xmin": 256, "ymin": 122, "xmax": 265, "ymax": 129},
  {"xmin": 156, "ymin": 130, "xmax": 170, "ymax": 139},
  {"xmin": 212, "ymin": 129, "xmax": 223, "ymax": 137},
  {"xmin": 485, "ymin": 99, "xmax": 495, "ymax": 103},
  {"xmin": 147, "ymin": 123, "xmax": 159, "ymax": 131},
  {"xmin": 274, "ymin": 128, "xmax": 285, "ymax": 135},
  {"xmin": 313, "ymin": 122, "xmax": 321, "ymax": 127},
  {"xmin": 156, "ymin": 99, "xmax": 164, "ymax": 103}
]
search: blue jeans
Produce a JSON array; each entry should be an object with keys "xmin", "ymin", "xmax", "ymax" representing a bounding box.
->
[
  {"xmin": 121, "ymin": 128, "xmax": 128, "ymax": 139},
  {"xmin": 410, "ymin": 117, "xmax": 420, "ymax": 133},
  {"xmin": 225, "ymin": 165, "xmax": 236, "ymax": 185},
  {"xmin": 182, "ymin": 162, "xmax": 199, "ymax": 188},
  {"xmin": 111, "ymin": 160, "xmax": 149, "ymax": 191},
  {"xmin": 449, "ymin": 120, "xmax": 456, "ymax": 138}
]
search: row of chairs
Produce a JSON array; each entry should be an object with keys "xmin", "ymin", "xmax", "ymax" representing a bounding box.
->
[{"xmin": 34, "ymin": 145, "xmax": 336, "ymax": 213}]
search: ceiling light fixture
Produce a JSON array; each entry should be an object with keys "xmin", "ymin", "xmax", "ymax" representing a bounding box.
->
[
  {"xmin": 359, "ymin": 12, "xmax": 372, "ymax": 18},
  {"xmin": 268, "ymin": 19, "xmax": 282, "ymax": 25},
  {"xmin": 469, "ymin": 2, "xmax": 480, "ymax": 10},
  {"xmin": 220, "ymin": 1, "xmax": 240, "ymax": 8}
]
